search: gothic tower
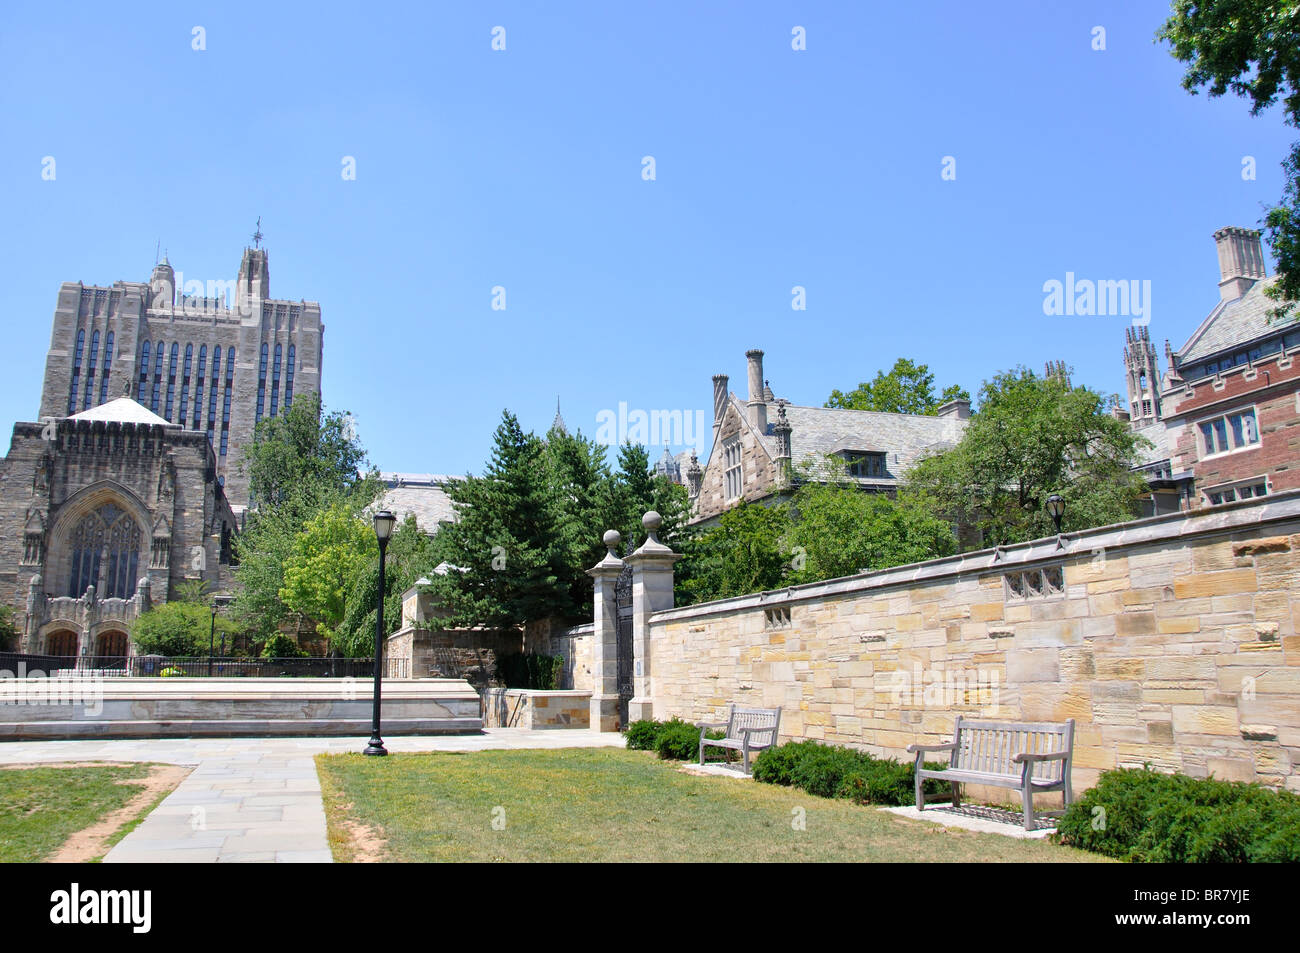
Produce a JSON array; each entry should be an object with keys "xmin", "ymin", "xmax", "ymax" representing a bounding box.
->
[{"xmin": 1124, "ymin": 325, "xmax": 1162, "ymax": 425}]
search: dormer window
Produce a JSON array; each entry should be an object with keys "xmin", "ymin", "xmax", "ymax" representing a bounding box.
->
[{"xmin": 844, "ymin": 451, "xmax": 887, "ymax": 478}]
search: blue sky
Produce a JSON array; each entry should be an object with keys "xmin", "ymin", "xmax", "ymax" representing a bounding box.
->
[{"xmin": 1, "ymin": 1, "xmax": 1293, "ymax": 476}]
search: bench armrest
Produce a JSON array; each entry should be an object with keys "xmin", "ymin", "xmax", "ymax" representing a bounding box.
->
[
  {"xmin": 906, "ymin": 742, "xmax": 956, "ymax": 754},
  {"xmin": 1012, "ymin": 751, "xmax": 1068, "ymax": 764},
  {"xmin": 736, "ymin": 725, "xmax": 777, "ymax": 735},
  {"xmin": 695, "ymin": 721, "xmax": 728, "ymax": 729}
]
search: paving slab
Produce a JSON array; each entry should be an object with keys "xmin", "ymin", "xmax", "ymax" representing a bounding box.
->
[
  {"xmin": 0, "ymin": 728, "xmax": 626, "ymax": 863},
  {"xmin": 882, "ymin": 803, "xmax": 1057, "ymax": 839}
]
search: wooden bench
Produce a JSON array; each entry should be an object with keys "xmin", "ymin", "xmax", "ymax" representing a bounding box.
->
[
  {"xmin": 907, "ymin": 717, "xmax": 1075, "ymax": 830},
  {"xmin": 696, "ymin": 705, "xmax": 781, "ymax": 774}
]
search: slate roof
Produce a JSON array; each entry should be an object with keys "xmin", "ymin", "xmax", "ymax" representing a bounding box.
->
[
  {"xmin": 378, "ymin": 472, "xmax": 457, "ymax": 533},
  {"xmin": 1131, "ymin": 421, "xmax": 1171, "ymax": 468},
  {"xmin": 68, "ymin": 397, "xmax": 175, "ymax": 427},
  {"xmin": 1176, "ymin": 276, "xmax": 1289, "ymax": 364}
]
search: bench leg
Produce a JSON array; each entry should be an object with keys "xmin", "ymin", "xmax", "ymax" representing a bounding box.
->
[
  {"xmin": 950, "ymin": 781, "xmax": 961, "ymax": 809},
  {"xmin": 914, "ymin": 765, "xmax": 924, "ymax": 813},
  {"xmin": 1022, "ymin": 785, "xmax": 1035, "ymax": 831},
  {"xmin": 698, "ymin": 728, "xmax": 706, "ymax": 766},
  {"xmin": 742, "ymin": 739, "xmax": 751, "ymax": 775}
]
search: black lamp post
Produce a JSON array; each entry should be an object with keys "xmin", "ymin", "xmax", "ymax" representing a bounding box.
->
[
  {"xmin": 209, "ymin": 594, "xmax": 231, "ymax": 676},
  {"xmin": 364, "ymin": 510, "xmax": 397, "ymax": 757},
  {"xmin": 1046, "ymin": 494, "xmax": 1065, "ymax": 535}
]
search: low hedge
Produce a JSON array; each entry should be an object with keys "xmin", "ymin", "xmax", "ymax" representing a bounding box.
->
[
  {"xmin": 624, "ymin": 718, "xmax": 725, "ymax": 762},
  {"xmin": 752, "ymin": 739, "xmax": 947, "ymax": 806},
  {"xmin": 1055, "ymin": 767, "xmax": 1300, "ymax": 862}
]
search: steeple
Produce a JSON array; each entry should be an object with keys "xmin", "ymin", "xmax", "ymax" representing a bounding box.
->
[
  {"xmin": 551, "ymin": 397, "xmax": 568, "ymax": 435},
  {"xmin": 236, "ymin": 244, "xmax": 270, "ymax": 313},
  {"xmin": 1124, "ymin": 325, "xmax": 1162, "ymax": 425}
]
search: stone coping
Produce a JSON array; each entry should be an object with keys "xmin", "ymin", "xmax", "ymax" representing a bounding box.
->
[
  {"xmin": 650, "ymin": 489, "xmax": 1300, "ymax": 624},
  {"xmin": 483, "ymin": 688, "xmax": 592, "ymax": 698},
  {"xmin": 0, "ymin": 677, "xmax": 477, "ymax": 702}
]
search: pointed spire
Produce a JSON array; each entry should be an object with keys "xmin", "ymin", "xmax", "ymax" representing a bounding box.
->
[{"xmin": 551, "ymin": 396, "xmax": 568, "ymax": 435}]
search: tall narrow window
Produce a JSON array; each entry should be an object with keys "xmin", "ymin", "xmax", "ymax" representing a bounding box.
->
[
  {"xmin": 724, "ymin": 439, "xmax": 743, "ymax": 499},
  {"xmin": 68, "ymin": 329, "xmax": 85, "ymax": 414},
  {"xmin": 270, "ymin": 343, "xmax": 282, "ymax": 416},
  {"xmin": 99, "ymin": 331, "xmax": 114, "ymax": 404},
  {"xmin": 151, "ymin": 343, "xmax": 164, "ymax": 412},
  {"xmin": 138, "ymin": 340, "xmax": 151, "ymax": 402},
  {"xmin": 164, "ymin": 342, "xmax": 179, "ymax": 420},
  {"xmin": 207, "ymin": 347, "xmax": 221, "ymax": 442},
  {"xmin": 179, "ymin": 343, "xmax": 193, "ymax": 425},
  {"xmin": 192, "ymin": 345, "xmax": 207, "ymax": 430},
  {"xmin": 83, "ymin": 330, "xmax": 100, "ymax": 410},
  {"xmin": 284, "ymin": 345, "xmax": 296, "ymax": 409},
  {"xmin": 255, "ymin": 342, "xmax": 268, "ymax": 422},
  {"xmin": 220, "ymin": 347, "xmax": 234, "ymax": 456}
]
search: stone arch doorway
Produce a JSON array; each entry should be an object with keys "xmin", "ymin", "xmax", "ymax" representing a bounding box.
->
[
  {"xmin": 46, "ymin": 629, "xmax": 79, "ymax": 658},
  {"xmin": 94, "ymin": 630, "xmax": 129, "ymax": 668}
]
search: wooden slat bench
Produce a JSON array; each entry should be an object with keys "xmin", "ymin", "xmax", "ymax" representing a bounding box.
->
[
  {"xmin": 696, "ymin": 705, "xmax": 781, "ymax": 774},
  {"xmin": 907, "ymin": 717, "xmax": 1075, "ymax": 830}
]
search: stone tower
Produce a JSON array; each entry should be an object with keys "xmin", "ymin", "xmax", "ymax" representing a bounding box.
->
[
  {"xmin": 1124, "ymin": 325, "xmax": 1162, "ymax": 425},
  {"xmin": 36, "ymin": 242, "xmax": 323, "ymax": 512}
]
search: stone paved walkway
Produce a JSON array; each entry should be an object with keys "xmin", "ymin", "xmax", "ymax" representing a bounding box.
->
[{"xmin": 0, "ymin": 730, "xmax": 626, "ymax": 863}]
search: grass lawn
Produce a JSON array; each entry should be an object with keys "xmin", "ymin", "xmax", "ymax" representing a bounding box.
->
[
  {"xmin": 0, "ymin": 762, "xmax": 174, "ymax": 863},
  {"xmin": 317, "ymin": 747, "xmax": 1107, "ymax": 862}
]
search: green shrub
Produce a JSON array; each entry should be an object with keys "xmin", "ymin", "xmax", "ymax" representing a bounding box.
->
[
  {"xmin": 788, "ymin": 742, "xmax": 870, "ymax": 798},
  {"xmin": 261, "ymin": 634, "xmax": 306, "ymax": 659},
  {"xmin": 625, "ymin": 719, "xmax": 663, "ymax": 751},
  {"xmin": 655, "ymin": 718, "xmax": 707, "ymax": 761},
  {"xmin": 752, "ymin": 740, "xmax": 823, "ymax": 785},
  {"xmin": 1055, "ymin": 767, "xmax": 1300, "ymax": 862},
  {"xmin": 753, "ymin": 739, "xmax": 946, "ymax": 806}
]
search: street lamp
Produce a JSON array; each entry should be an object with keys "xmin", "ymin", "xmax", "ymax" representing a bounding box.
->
[
  {"xmin": 365, "ymin": 510, "xmax": 397, "ymax": 757},
  {"xmin": 208, "ymin": 594, "xmax": 231, "ymax": 676},
  {"xmin": 1046, "ymin": 494, "xmax": 1065, "ymax": 535}
]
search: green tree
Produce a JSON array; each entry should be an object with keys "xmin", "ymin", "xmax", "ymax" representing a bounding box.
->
[
  {"xmin": 131, "ymin": 601, "xmax": 240, "ymax": 657},
  {"xmin": 905, "ymin": 366, "xmax": 1150, "ymax": 546},
  {"xmin": 0, "ymin": 606, "xmax": 19, "ymax": 652},
  {"xmin": 1158, "ymin": 1, "xmax": 1300, "ymax": 318},
  {"xmin": 787, "ymin": 462, "xmax": 958, "ymax": 581},
  {"xmin": 333, "ymin": 516, "xmax": 437, "ymax": 658},
  {"xmin": 826, "ymin": 358, "xmax": 970, "ymax": 414},
  {"xmin": 278, "ymin": 502, "xmax": 378, "ymax": 646},
  {"xmin": 423, "ymin": 411, "xmax": 571, "ymax": 630},
  {"xmin": 677, "ymin": 501, "xmax": 792, "ymax": 604}
]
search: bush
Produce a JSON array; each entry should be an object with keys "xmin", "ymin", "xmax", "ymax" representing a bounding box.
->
[
  {"xmin": 655, "ymin": 718, "xmax": 707, "ymax": 761},
  {"xmin": 261, "ymin": 634, "xmax": 306, "ymax": 659},
  {"xmin": 498, "ymin": 652, "xmax": 564, "ymax": 690},
  {"xmin": 625, "ymin": 719, "xmax": 663, "ymax": 751},
  {"xmin": 1055, "ymin": 767, "xmax": 1300, "ymax": 862},
  {"xmin": 752, "ymin": 739, "xmax": 947, "ymax": 806}
]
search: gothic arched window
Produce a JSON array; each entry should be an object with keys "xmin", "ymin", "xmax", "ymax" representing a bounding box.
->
[
  {"xmin": 67, "ymin": 503, "xmax": 141, "ymax": 599},
  {"xmin": 99, "ymin": 331, "xmax": 114, "ymax": 404},
  {"xmin": 68, "ymin": 329, "xmax": 85, "ymax": 414},
  {"xmin": 285, "ymin": 345, "xmax": 296, "ymax": 410}
]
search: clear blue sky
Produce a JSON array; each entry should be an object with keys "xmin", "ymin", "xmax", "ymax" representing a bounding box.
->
[{"xmin": 1, "ymin": 1, "xmax": 1293, "ymax": 475}]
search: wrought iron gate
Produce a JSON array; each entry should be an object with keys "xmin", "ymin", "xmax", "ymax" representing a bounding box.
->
[{"xmin": 614, "ymin": 561, "xmax": 634, "ymax": 728}]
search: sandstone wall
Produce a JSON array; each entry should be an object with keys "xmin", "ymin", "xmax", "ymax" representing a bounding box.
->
[{"xmin": 649, "ymin": 492, "xmax": 1300, "ymax": 793}]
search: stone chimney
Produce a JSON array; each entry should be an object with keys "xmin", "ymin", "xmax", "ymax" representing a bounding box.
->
[
  {"xmin": 711, "ymin": 374, "xmax": 729, "ymax": 445},
  {"xmin": 745, "ymin": 349, "xmax": 767, "ymax": 433},
  {"xmin": 1214, "ymin": 226, "xmax": 1267, "ymax": 301},
  {"xmin": 936, "ymin": 398, "xmax": 970, "ymax": 420}
]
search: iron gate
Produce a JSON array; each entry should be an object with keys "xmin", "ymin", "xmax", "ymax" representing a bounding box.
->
[{"xmin": 614, "ymin": 560, "xmax": 634, "ymax": 728}]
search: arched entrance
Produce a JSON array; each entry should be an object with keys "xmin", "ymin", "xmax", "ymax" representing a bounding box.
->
[
  {"xmin": 94, "ymin": 630, "xmax": 129, "ymax": 668},
  {"xmin": 46, "ymin": 629, "xmax": 79, "ymax": 658}
]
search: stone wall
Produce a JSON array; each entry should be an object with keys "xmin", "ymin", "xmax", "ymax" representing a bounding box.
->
[
  {"xmin": 482, "ymin": 688, "xmax": 592, "ymax": 729},
  {"xmin": 646, "ymin": 491, "xmax": 1300, "ymax": 793}
]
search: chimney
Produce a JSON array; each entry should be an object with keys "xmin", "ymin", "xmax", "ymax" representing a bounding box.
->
[
  {"xmin": 711, "ymin": 373, "xmax": 729, "ymax": 445},
  {"xmin": 936, "ymin": 398, "xmax": 970, "ymax": 421},
  {"xmin": 1214, "ymin": 226, "xmax": 1266, "ymax": 301},
  {"xmin": 745, "ymin": 349, "xmax": 767, "ymax": 433}
]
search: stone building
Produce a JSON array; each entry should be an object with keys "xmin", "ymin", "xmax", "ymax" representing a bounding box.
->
[
  {"xmin": 686, "ymin": 349, "xmax": 971, "ymax": 523},
  {"xmin": 0, "ymin": 397, "xmax": 238, "ymax": 659},
  {"xmin": 1118, "ymin": 226, "xmax": 1300, "ymax": 511},
  {"xmin": 36, "ymin": 242, "xmax": 323, "ymax": 512}
]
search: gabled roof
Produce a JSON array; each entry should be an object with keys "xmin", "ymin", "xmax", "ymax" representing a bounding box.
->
[
  {"xmin": 1176, "ymin": 276, "xmax": 1293, "ymax": 365},
  {"xmin": 378, "ymin": 472, "xmax": 457, "ymax": 533},
  {"xmin": 781, "ymin": 404, "xmax": 966, "ymax": 477},
  {"xmin": 68, "ymin": 397, "xmax": 174, "ymax": 427}
]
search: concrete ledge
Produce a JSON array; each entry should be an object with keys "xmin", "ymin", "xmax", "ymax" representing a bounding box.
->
[
  {"xmin": 0, "ymin": 677, "xmax": 484, "ymax": 739},
  {"xmin": 483, "ymin": 688, "xmax": 592, "ymax": 729}
]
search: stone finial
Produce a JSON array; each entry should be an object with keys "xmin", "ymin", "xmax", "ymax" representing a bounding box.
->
[
  {"xmin": 589, "ymin": 529, "xmax": 626, "ymax": 575},
  {"xmin": 643, "ymin": 511, "xmax": 662, "ymax": 543},
  {"xmin": 603, "ymin": 529, "xmax": 622, "ymax": 557}
]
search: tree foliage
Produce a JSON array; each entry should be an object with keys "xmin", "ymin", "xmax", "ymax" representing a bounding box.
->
[
  {"xmin": 1158, "ymin": 0, "xmax": 1300, "ymax": 318},
  {"xmin": 131, "ymin": 601, "xmax": 240, "ymax": 657},
  {"xmin": 826, "ymin": 357, "xmax": 970, "ymax": 414},
  {"xmin": 905, "ymin": 366, "xmax": 1149, "ymax": 546},
  {"xmin": 333, "ymin": 516, "xmax": 436, "ymax": 658},
  {"xmin": 278, "ymin": 502, "xmax": 378, "ymax": 646}
]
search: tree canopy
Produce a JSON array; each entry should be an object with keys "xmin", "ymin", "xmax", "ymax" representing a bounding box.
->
[
  {"xmin": 904, "ymin": 366, "xmax": 1149, "ymax": 546},
  {"xmin": 826, "ymin": 357, "xmax": 970, "ymax": 414}
]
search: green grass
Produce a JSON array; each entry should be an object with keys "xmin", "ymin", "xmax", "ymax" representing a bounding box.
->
[
  {"xmin": 0, "ymin": 763, "xmax": 156, "ymax": 863},
  {"xmin": 316, "ymin": 748, "xmax": 1107, "ymax": 862}
]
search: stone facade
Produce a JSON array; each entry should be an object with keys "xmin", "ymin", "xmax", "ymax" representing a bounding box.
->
[
  {"xmin": 36, "ymin": 245, "xmax": 323, "ymax": 511},
  {"xmin": 482, "ymin": 689, "xmax": 592, "ymax": 729},
  {"xmin": 637, "ymin": 491, "xmax": 1300, "ymax": 794},
  {"xmin": 0, "ymin": 400, "xmax": 238, "ymax": 657}
]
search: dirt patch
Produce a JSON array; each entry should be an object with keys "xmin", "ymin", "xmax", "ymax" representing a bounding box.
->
[
  {"xmin": 46, "ymin": 763, "xmax": 191, "ymax": 863},
  {"xmin": 334, "ymin": 807, "xmax": 387, "ymax": 863}
]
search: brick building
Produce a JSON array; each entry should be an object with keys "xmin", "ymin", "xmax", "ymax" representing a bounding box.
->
[{"xmin": 1121, "ymin": 227, "xmax": 1300, "ymax": 511}]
